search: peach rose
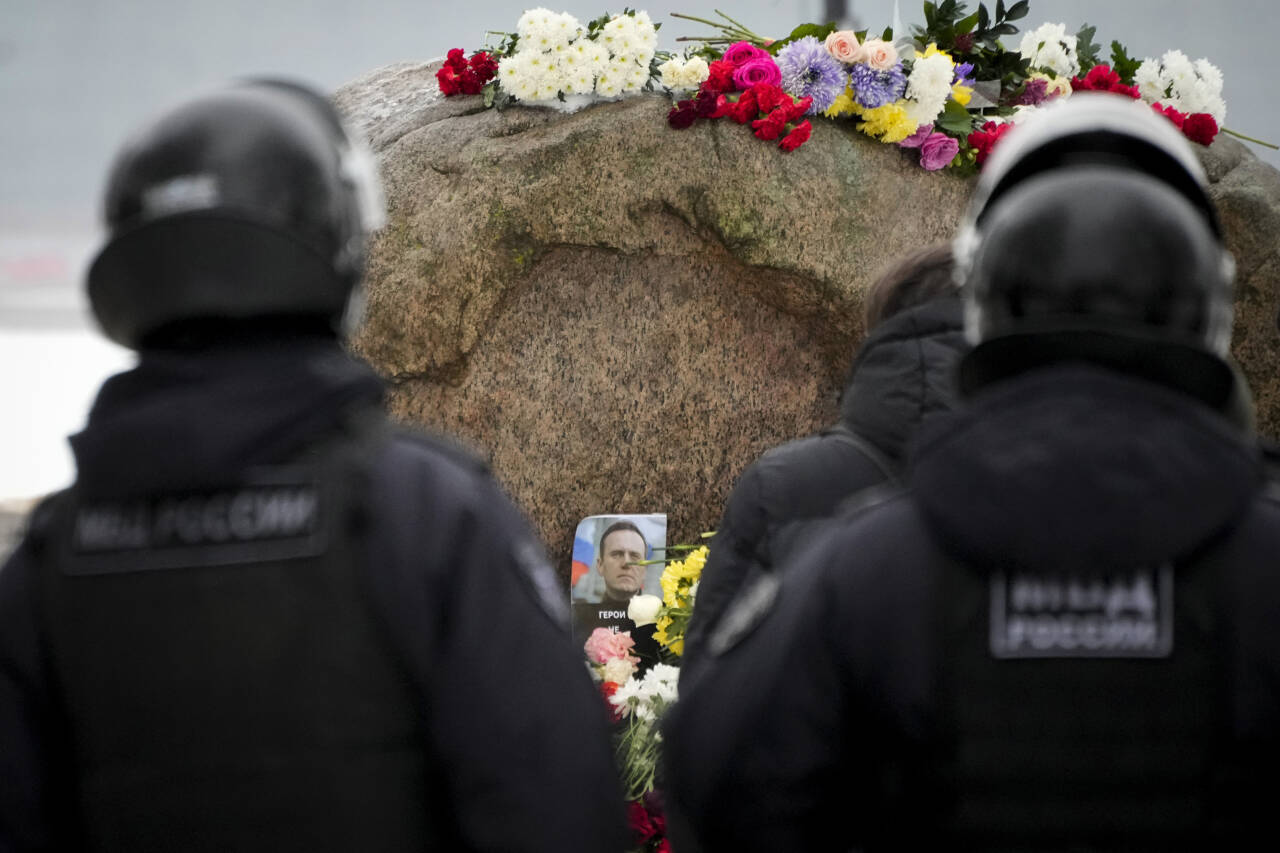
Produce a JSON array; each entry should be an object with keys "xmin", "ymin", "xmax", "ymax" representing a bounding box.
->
[
  {"xmin": 861, "ymin": 38, "xmax": 899, "ymax": 71},
  {"xmin": 824, "ymin": 30, "xmax": 865, "ymax": 65}
]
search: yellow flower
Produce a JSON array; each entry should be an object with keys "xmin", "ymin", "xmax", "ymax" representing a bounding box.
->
[
  {"xmin": 824, "ymin": 85, "xmax": 859, "ymax": 118},
  {"xmin": 920, "ymin": 43, "xmax": 954, "ymax": 65},
  {"xmin": 852, "ymin": 102, "xmax": 916, "ymax": 143},
  {"xmin": 951, "ymin": 82, "xmax": 973, "ymax": 107}
]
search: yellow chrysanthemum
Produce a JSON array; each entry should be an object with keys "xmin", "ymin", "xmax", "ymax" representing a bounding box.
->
[
  {"xmin": 824, "ymin": 85, "xmax": 859, "ymax": 119},
  {"xmin": 852, "ymin": 102, "xmax": 916, "ymax": 143},
  {"xmin": 951, "ymin": 82, "xmax": 973, "ymax": 107}
]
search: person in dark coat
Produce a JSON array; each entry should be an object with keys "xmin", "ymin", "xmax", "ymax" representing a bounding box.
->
[
  {"xmin": 680, "ymin": 243, "xmax": 969, "ymax": 673},
  {"xmin": 0, "ymin": 80, "xmax": 628, "ymax": 853},
  {"xmin": 663, "ymin": 93, "xmax": 1280, "ymax": 851}
]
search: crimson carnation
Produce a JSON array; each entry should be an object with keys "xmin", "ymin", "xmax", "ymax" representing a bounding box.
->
[
  {"xmin": 751, "ymin": 83, "xmax": 789, "ymax": 115},
  {"xmin": 752, "ymin": 112, "xmax": 787, "ymax": 141},
  {"xmin": 968, "ymin": 120, "xmax": 1013, "ymax": 167},
  {"xmin": 1071, "ymin": 64, "xmax": 1139, "ymax": 99},
  {"xmin": 704, "ymin": 60, "xmax": 737, "ymax": 94},
  {"xmin": 1182, "ymin": 112, "xmax": 1220, "ymax": 145},
  {"xmin": 725, "ymin": 90, "xmax": 759, "ymax": 124},
  {"xmin": 779, "ymin": 120, "xmax": 812, "ymax": 152},
  {"xmin": 667, "ymin": 100, "xmax": 698, "ymax": 129},
  {"xmin": 694, "ymin": 88, "xmax": 720, "ymax": 118},
  {"xmin": 436, "ymin": 66, "xmax": 462, "ymax": 96},
  {"xmin": 1152, "ymin": 102, "xmax": 1186, "ymax": 129},
  {"xmin": 445, "ymin": 48, "xmax": 468, "ymax": 70},
  {"xmin": 437, "ymin": 48, "xmax": 498, "ymax": 97}
]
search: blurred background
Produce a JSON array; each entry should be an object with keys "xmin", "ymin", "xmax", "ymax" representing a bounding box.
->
[{"xmin": 2, "ymin": 0, "xmax": 1277, "ymax": 507}]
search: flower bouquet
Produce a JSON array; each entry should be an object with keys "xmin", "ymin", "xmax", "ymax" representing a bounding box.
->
[
  {"xmin": 582, "ymin": 535, "xmax": 711, "ymax": 852},
  {"xmin": 436, "ymin": 2, "xmax": 1273, "ymax": 168}
]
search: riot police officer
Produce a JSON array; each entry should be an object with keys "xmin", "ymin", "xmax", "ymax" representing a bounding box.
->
[
  {"xmin": 0, "ymin": 80, "xmax": 628, "ymax": 852},
  {"xmin": 663, "ymin": 93, "xmax": 1280, "ymax": 851}
]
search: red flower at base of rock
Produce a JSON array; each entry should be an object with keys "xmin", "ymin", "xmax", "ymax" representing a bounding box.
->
[
  {"xmin": 627, "ymin": 797, "xmax": 667, "ymax": 847},
  {"xmin": 599, "ymin": 681, "xmax": 624, "ymax": 721},
  {"xmin": 667, "ymin": 99, "xmax": 699, "ymax": 129},
  {"xmin": 436, "ymin": 48, "xmax": 498, "ymax": 97},
  {"xmin": 968, "ymin": 120, "xmax": 1014, "ymax": 167},
  {"xmin": 779, "ymin": 120, "xmax": 812, "ymax": 152},
  {"xmin": 1182, "ymin": 112, "xmax": 1220, "ymax": 145}
]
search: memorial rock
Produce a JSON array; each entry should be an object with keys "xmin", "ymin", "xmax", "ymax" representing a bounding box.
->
[{"xmin": 335, "ymin": 61, "xmax": 1280, "ymax": 573}]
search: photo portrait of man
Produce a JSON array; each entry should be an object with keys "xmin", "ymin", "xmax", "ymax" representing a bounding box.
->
[{"xmin": 570, "ymin": 514, "xmax": 665, "ymax": 642}]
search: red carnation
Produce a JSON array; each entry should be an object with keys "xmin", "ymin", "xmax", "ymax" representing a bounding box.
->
[
  {"xmin": 968, "ymin": 120, "xmax": 1013, "ymax": 167},
  {"xmin": 469, "ymin": 51, "xmax": 498, "ymax": 78},
  {"xmin": 779, "ymin": 120, "xmax": 812, "ymax": 152},
  {"xmin": 694, "ymin": 88, "xmax": 720, "ymax": 118},
  {"xmin": 667, "ymin": 99, "xmax": 699, "ymax": 129},
  {"xmin": 725, "ymin": 89, "xmax": 759, "ymax": 124},
  {"xmin": 1152, "ymin": 102, "xmax": 1186, "ymax": 129},
  {"xmin": 1071, "ymin": 64, "xmax": 1139, "ymax": 99},
  {"xmin": 751, "ymin": 83, "xmax": 789, "ymax": 115},
  {"xmin": 752, "ymin": 112, "xmax": 787, "ymax": 141},
  {"xmin": 1182, "ymin": 112, "xmax": 1220, "ymax": 145},
  {"xmin": 436, "ymin": 66, "xmax": 462, "ymax": 96},
  {"xmin": 437, "ymin": 48, "xmax": 498, "ymax": 97},
  {"xmin": 704, "ymin": 60, "xmax": 737, "ymax": 94},
  {"xmin": 777, "ymin": 95, "xmax": 812, "ymax": 124}
]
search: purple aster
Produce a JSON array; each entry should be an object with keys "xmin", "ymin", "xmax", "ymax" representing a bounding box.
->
[
  {"xmin": 953, "ymin": 62, "xmax": 976, "ymax": 88},
  {"xmin": 1013, "ymin": 77, "xmax": 1051, "ymax": 106},
  {"xmin": 776, "ymin": 36, "xmax": 848, "ymax": 115},
  {"xmin": 849, "ymin": 61, "xmax": 908, "ymax": 109}
]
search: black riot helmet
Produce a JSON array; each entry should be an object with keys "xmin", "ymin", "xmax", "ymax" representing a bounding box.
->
[
  {"xmin": 87, "ymin": 79, "xmax": 385, "ymax": 349},
  {"xmin": 953, "ymin": 93, "xmax": 1238, "ymax": 405}
]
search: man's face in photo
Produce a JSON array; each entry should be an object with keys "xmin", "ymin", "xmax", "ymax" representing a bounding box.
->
[{"xmin": 597, "ymin": 528, "xmax": 646, "ymax": 602}]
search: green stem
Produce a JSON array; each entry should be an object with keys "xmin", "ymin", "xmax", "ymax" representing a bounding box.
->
[
  {"xmin": 1222, "ymin": 127, "xmax": 1280, "ymax": 150},
  {"xmin": 712, "ymin": 8, "xmax": 761, "ymax": 39}
]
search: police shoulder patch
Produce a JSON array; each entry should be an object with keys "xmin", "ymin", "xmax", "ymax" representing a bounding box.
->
[{"xmin": 989, "ymin": 563, "xmax": 1174, "ymax": 659}]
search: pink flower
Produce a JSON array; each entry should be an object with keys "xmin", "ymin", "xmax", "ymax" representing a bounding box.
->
[
  {"xmin": 900, "ymin": 125, "xmax": 960, "ymax": 171},
  {"xmin": 723, "ymin": 40, "xmax": 768, "ymax": 68},
  {"xmin": 860, "ymin": 38, "xmax": 898, "ymax": 71},
  {"xmin": 733, "ymin": 56, "xmax": 782, "ymax": 90},
  {"xmin": 584, "ymin": 627, "xmax": 638, "ymax": 664},
  {"xmin": 824, "ymin": 30, "xmax": 865, "ymax": 64}
]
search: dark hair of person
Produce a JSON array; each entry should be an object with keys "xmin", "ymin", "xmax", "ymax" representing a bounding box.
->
[
  {"xmin": 862, "ymin": 242, "xmax": 958, "ymax": 330},
  {"xmin": 598, "ymin": 520, "xmax": 647, "ymax": 556}
]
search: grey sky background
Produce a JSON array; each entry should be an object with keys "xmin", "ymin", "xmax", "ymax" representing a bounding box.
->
[{"xmin": 1, "ymin": 0, "xmax": 1278, "ymax": 499}]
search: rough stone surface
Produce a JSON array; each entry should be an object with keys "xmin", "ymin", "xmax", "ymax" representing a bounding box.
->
[{"xmin": 335, "ymin": 61, "xmax": 1280, "ymax": 573}]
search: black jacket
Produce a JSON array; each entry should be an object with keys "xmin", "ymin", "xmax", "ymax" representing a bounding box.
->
[
  {"xmin": 681, "ymin": 296, "xmax": 967, "ymax": 669},
  {"xmin": 664, "ymin": 359, "xmax": 1280, "ymax": 851},
  {"xmin": 0, "ymin": 338, "xmax": 629, "ymax": 852}
]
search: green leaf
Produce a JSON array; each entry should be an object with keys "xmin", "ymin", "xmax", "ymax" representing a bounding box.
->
[
  {"xmin": 1110, "ymin": 40, "xmax": 1142, "ymax": 84},
  {"xmin": 1005, "ymin": 0, "xmax": 1030, "ymax": 20},
  {"xmin": 956, "ymin": 10, "xmax": 980, "ymax": 34},
  {"xmin": 977, "ymin": 3, "xmax": 989, "ymax": 30},
  {"xmin": 924, "ymin": 2, "xmax": 937, "ymax": 29},
  {"xmin": 992, "ymin": 23, "xmax": 1017, "ymax": 37},
  {"xmin": 482, "ymin": 82, "xmax": 496, "ymax": 109},
  {"xmin": 996, "ymin": 0, "xmax": 1005, "ymax": 19},
  {"xmin": 881, "ymin": 26, "xmax": 894, "ymax": 41},
  {"xmin": 936, "ymin": 99, "xmax": 976, "ymax": 135},
  {"xmin": 1074, "ymin": 24, "xmax": 1100, "ymax": 72}
]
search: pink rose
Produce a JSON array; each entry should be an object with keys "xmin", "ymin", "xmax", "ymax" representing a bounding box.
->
[
  {"xmin": 723, "ymin": 40, "xmax": 766, "ymax": 68},
  {"xmin": 824, "ymin": 30, "xmax": 865, "ymax": 65},
  {"xmin": 733, "ymin": 56, "xmax": 782, "ymax": 90},
  {"xmin": 899, "ymin": 125, "xmax": 960, "ymax": 171},
  {"xmin": 860, "ymin": 38, "xmax": 898, "ymax": 71},
  {"xmin": 919, "ymin": 133, "xmax": 959, "ymax": 170},
  {"xmin": 584, "ymin": 627, "xmax": 638, "ymax": 664}
]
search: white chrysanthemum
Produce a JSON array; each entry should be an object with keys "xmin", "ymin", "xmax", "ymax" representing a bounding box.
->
[
  {"xmin": 1137, "ymin": 50, "xmax": 1227, "ymax": 124},
  {"xmin": 1018, "ymin": 22, "xmax": 1080, "ymax": 78},
  {"xmin": 621, "ymin": 64, "xmax": 650, "ymax": 93},
  {"xmin": 517, "ymin": 8, "xmax": 580, "ymax": 51},
  {"xmin": 583, "ymin": 41, "xmax": 610, "ymax": 75},
  {"xmin": 499, "ymin": 52, "xmax": 543, "ymax": 101},
  {"xmin": 1134, "ymin": 59, "xmax": 1165, "ymax": 101},
  {"xmin": 595, "ymin": 70, "xmax": 622, "ymax": 98},
  {"xmin": 903, "ymin": 52, "xmax": 954, "ymax": 126},
  {"xmin": 639, "ymin": 664, "xmax": 680, "ymax": 705}
]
